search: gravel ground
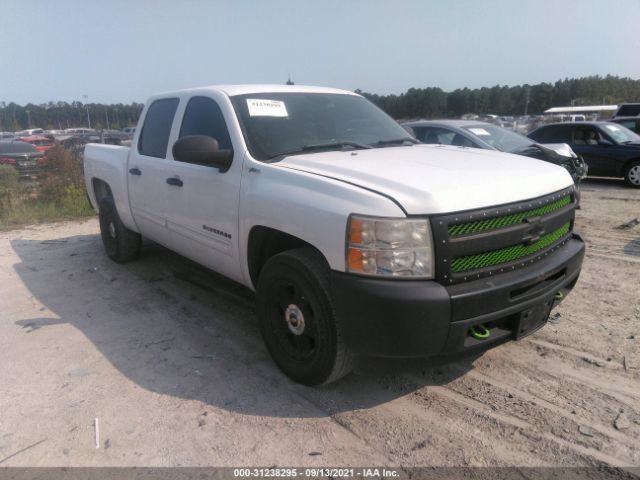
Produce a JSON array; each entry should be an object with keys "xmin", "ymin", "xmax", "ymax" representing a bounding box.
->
[{"xmin": 0, "ymin": 178, "xmax": 638, "ymax": 471}]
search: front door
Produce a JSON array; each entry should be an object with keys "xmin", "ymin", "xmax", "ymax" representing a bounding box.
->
[
  {"xmin": 163, "ymin": 95, "xmax": 243, "ymax": 283},
  {"xmin": 570, "ymin": 125, "xmax": 615, "ymax": 176}
]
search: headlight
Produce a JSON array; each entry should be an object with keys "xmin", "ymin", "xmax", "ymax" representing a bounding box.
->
[{"xmin": 346, "ymin": 215, "xmax": 434, "ymax": 278}]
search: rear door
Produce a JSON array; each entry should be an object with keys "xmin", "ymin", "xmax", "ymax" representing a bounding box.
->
[
  {"xmin": 162, "ymin": 94, "xmax": 244, "ymax": 283},
  {"xmin": 127, "ymin": 97, "xmax": 179, "ymax": 243}
]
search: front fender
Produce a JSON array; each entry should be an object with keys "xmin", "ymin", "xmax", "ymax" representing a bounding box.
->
[{"xmin": 238, "ymin": 158, "xmax": 404, "ymax": 288}]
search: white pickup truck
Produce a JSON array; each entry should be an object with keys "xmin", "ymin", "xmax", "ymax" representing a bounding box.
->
[{"xmin": 84, "ymin": 84, "xmax": 585, "ymax": 385}]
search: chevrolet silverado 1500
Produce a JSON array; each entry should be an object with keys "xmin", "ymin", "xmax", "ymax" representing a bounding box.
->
[{"xmin": 84, "ymin": 85, "xmax": 585, "ymax": 385}]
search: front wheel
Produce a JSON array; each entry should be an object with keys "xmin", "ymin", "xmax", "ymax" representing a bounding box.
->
[
  {"xmin": 98, "ymin": 196, "xmax": 141, "ymax": 263},
  {"xmin": 256, "ymin": 248, "xmax": 353, "ymax": 386},
  {"xmin": 624, "ymin": 161, "xmax": 640, "ymax": 188}
]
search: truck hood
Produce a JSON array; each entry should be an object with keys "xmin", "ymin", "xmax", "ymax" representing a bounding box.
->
[{"xmin": 277, "ymin": 144, "xmax": 574, "ymax": 214}]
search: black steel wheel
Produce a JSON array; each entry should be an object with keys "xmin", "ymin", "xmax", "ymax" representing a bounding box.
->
[
  {"xmin": 98, "ymin": 196, "xmax": 141, "ymax": 263},
  {"xmin": 256, "ymin": 248, "xmax": 352, "ymax": 385}
]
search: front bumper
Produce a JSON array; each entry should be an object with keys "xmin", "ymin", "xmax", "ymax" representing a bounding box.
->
[{"xmin": 331, "ymin": 234, "xmax": 585, "ymax": 359}]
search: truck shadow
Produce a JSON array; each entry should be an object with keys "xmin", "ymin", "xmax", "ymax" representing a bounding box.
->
[{"xmin": 10, "ymin": 234, "xmax": 476, "ymax": 418}]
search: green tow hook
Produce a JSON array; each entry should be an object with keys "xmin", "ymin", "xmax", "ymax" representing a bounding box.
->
[
  {"xmin": 469, "ymin": 324, "xmax": 491, "ymax": 340},
  {"xmin": 555, "ymin": 291, "xmax": 564, "ymax": 301}
]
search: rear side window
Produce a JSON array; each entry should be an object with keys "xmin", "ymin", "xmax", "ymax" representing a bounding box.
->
[
  {"xmin": 617, "ymin": 104, "xmax": 640, "ymax": 117},
  {"xmin": 179, "ymin": 96, "xmax": 232, "ymax": 150},
  {"xmin": 138, "ymin": 98, "xmax": 179, "ymax": 158},
  {"xmin": 530, "ymin": 125, "xmax": 571, "ymax": 143},
  {"xmin": 415, "ymin": 127, "xmax": 454, "ymax": 144}
]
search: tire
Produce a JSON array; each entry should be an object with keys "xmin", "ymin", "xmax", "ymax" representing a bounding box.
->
[
  {"xmin": 624, "ymin": 161, "xmax": 640, "ymax": 188},
  {"xmin": 256, "ymin": 248, "xmax": 353, "ymax": 386},
  {"xmin": 98, "ymin": 196, "xmax": 141, "ymax": 263}
]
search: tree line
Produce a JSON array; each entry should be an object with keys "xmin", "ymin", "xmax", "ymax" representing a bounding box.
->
[
  {"xmin": 357, "ymin": 75, "xmax": 640, "ymax": 119},
  {"xmin": 0, "ymin": 101, "xmax": 144, "ymax": 132},
  {"xmin": 2, "ymin": 75, "xmax": 640, "ymax": 131}
]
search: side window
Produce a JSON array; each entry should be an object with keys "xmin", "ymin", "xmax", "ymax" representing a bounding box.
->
[
  {"xmin": 574, "ymin": 126, "xmax": 601, "ymax": 145},
  {"xmin": 179, "ymin": 96, "xmax": 232, "ymax": 150},
  {"xmin": 414, "ymin": 127, "xmax": 434, "ymax": 143},
  {"xmin": 617, "ymin": 105, "xmax": 640, "ymax": 116},
  {"xmin": 138, "ymin": 98, "xmax": 179, "ymax": 158},
  {"xmin": 450, "ymin": 133, "xmax": 475, "ymax": 148},
  {"xmin": 535, "ymin": 126, "xmax": 571, "ymax": 143}
]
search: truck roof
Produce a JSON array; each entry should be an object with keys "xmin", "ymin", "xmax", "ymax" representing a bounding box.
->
[{"xmin": 152, "ymin": 84, "xmax": 359, "ymax": 98}]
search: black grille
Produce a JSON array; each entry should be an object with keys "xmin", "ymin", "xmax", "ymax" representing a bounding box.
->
[{"xmin": 431, "ymin": 187, "xmax": 576, "ymax": 285}]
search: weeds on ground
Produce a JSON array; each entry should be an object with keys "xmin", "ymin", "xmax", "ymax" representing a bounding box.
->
[{"xmin": 0, "ymin": 146, "xmax": 95, "ymax": 229}]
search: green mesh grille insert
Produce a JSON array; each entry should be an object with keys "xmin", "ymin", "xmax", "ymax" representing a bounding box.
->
[
  {"xmin": 450, "ymin": 222, "xmax": 570, "ymax": 273},
  {"xmin": 448, "ymin": 195, "xmax": 572, "ymax": 237}
]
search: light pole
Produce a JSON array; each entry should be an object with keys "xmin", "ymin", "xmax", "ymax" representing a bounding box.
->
[
  {"xmin": 83, "ymin": 95, "xmax": 91, "ymax": 129},
  {"xmin": 104, "ymin": 106, "xmax": 110, "ymax": 130},
  {"xmin": 26, "ymin": 109, "xmax": 32, "ymax": 128},
  {"xmin": 114, "ymin": 108, "xmax": 119, "ymax": 128}
]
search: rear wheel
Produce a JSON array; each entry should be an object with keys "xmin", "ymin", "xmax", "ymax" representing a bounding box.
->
[
  {"xmin": 256, "ymin": 248, "xmax": 353, "ymax": 385},
  {"xmin": 625, "ymin": 161, "xmax": 640, "ymax": 188},
  {"xmin": 98, "ymin": 196, "xmax": 141, "ymax": 263}
]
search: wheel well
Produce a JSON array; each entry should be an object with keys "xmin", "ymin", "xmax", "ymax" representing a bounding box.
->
[
  {"xmin": 91, "ymin": 178, "xmax": 113, "ymax": 206},
  {"xmin": 247, "ymin": 226, "xmax": 318, "ymax": 288},
  {"xmin": 623, "ymin": 158, "xmax": 640, "ymax": 174}
]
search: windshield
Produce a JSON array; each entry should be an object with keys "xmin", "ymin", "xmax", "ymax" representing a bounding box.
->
[
  {"xmin": 0, "ymin": 142, "xmax": 39, "ymax": 154},
  {"xmin": 462, "ymin": 124, "xmax": 534, "ymax": 153},
  {"xmin": 601, "ymin": 123, "xmax": 640, "ymax": 144},
  {"xmin": 231, "ymin": 92, "xmax": 411, "ymax": 160}
]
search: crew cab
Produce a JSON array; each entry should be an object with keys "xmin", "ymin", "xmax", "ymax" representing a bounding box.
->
[{"xmin": 84, "ymin": 85, "xmax": 585, "ymax": 385}]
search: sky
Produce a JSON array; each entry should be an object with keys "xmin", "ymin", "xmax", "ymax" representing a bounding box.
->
[{"xmin": 1, "ymin": 0, "xmax": 639, "ymax": 105}]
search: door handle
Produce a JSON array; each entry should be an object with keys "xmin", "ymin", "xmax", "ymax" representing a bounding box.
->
[
  {"xmin": 166, "ymin": 177, "xmax": 183, "ymax": 187},
  {"xmin": 129, "ymin": 167, "xmax": 141, "ymax": 176}
]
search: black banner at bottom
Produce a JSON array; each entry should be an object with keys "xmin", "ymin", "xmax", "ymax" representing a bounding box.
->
[{"xmin": 0, "ymin": 467, "xmax": 639, "ymax": 480}]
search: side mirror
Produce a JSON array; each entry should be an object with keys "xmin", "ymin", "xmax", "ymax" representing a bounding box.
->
[
  {"xmin": 172, "ymin": 135, "xmax": 233, "ymax": 172},
  {"xmin": 598, "ymin": 139, "xmax": 613, "ymax": 147}
]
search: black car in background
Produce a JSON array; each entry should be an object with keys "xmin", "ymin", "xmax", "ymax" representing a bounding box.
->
[
  {"xmin": 613, "ymin": 103, "xmax": 640, "ymax": 118},
  {"xmin": 528, "ymin": 122, "xmax": 640, "ymax": 188},
  {"xmin": 402, "ymin": 120, "xmax": 587, "ymax": 184},
  {"xmin": 610, "ymin": 117, "xmax": 640, "ymax": 135},
  {"xmin": 0, "ymin": 141, "xmax": 44, "ymax": 179}
]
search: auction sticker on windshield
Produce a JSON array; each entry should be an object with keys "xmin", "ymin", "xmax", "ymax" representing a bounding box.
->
[
  {"xmin": 469, "ymin": 128, "xmax": 490, "ymax": 136},
  {"xmin": 605, "ymin": 125, "xmax": 621, "ymax": 131},
  {"xmin": 247, "ymin": 99, "xmax": 288, "ymax": 117}
]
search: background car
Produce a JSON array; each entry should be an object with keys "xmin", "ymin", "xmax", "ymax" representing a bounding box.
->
[
  {"xmin": 14, "ymin": 128, "xmax": 45, "ymax": 136},
  {"xmin": 0, "ymin": 141, "xmax": 45, "ymax": 179},
  {"xmin": 613, "ymin": 103, "xmax": 640, "ymax": 118},
  {"xmin": 609, "ymin": 117, "xmax": 640, "ymax": 135},
  {"xmin": 121, "ymin": 126, "xmax": 136, "ymax": 137},
  {"xmin": 14, "ymin": 135, "xmax": 55, "ymax": 152},
  {"xmin": 527, "ymin": 121, "xmax": 640, "ymax": 187},
  {"xmin": 402, "ymin": 120, "xmax": 587, "ymax": 185}
]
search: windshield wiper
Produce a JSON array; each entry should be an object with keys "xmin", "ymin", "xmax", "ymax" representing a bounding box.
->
[
  {"xmin": 302, "ymin": 141, "xmax": 374, "ymax": 151},
  {"xmin": 371, "ymin": 137, "xmax": 419, "ymax": 147},
  {"xmin": 266, "ymin": 141, "xmax": 373, "ymax": 160}
]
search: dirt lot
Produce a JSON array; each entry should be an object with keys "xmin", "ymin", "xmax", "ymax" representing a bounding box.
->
[{"xmin": 0, "ymin": 179, "xmax": 639, "ymax": 470}]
